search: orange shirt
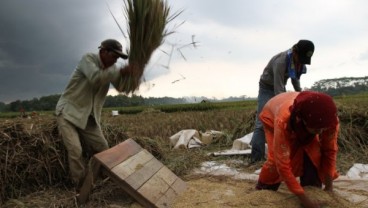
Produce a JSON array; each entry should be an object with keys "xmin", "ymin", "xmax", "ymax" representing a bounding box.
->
[{"xmin": 258, "ymin": 92, "xmax": 339, "ymax": 195}]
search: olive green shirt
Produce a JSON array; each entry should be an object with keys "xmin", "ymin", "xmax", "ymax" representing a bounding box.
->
[{"xmin": 56, "ymin": 53, "xmax": 125, "ymax": 129}]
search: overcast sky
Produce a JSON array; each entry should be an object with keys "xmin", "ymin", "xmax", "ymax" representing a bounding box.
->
[{"xmin": 1, "ymin": 0, "xmax": 367, "ymax": 103}]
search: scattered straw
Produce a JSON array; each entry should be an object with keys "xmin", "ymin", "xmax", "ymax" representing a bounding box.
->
[{"xmin": 0, "ymin": 104, "xmax": 367, "ymax": 206}]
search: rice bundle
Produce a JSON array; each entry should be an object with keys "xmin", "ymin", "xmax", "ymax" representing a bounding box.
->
[{"xmin": 120, "ymin": 0, "xmax": 181, "ymax": 94}]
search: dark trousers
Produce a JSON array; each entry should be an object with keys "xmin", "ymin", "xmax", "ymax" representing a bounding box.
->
[{"xmin": 250, "ymin": 84, "xmax": 275, "ymax": 162}]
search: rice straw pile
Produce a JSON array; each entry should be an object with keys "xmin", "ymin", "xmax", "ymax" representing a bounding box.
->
[
  {"xmin": 120, "ymin": 0, "xmax": 181, "ymax": 94},
  {"xmin": 0, "ymin": 117, "xmax": 129, "ymax": 203},
  {"xmin": 0, "ymin": 118, "xmax": 67, "ymax": 203}
]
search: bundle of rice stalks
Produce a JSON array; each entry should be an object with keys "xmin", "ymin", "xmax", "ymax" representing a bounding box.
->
[{"xmin": 120, "ymin": 0, "xmax": 182, "ymax": 94}]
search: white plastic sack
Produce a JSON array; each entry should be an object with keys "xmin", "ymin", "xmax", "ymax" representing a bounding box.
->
[
  {"xmin": 346, "ymin": 163, "xmax": 368, "ymax": 179},
  {"xmin": 231, "ymin": 132, "xmax": 253, "ymax": 150},
  {"xmin": 200, "ymin": 130, "xmax": 225, "ymax": 144},
  {"xmin": 169, "ymin": 129, "xmax": 203, "ymax": 149}
]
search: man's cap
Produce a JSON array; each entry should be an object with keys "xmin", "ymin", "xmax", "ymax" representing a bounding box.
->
[
  {"xmin": 99, "ymin": 39, "xmax": 128, "ymax": 59},
  {"xmin": 295, "ymin": 40, "xmax": 314, "ymax": 65}
]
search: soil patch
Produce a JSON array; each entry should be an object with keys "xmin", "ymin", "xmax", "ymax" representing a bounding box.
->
[
  {"xmin": 3, "ymin": 175, "xmax": 359, "ymax": 208},
  {"xmin": 173, "ymin": 176, "xmax": 355, "ymax": 208}
]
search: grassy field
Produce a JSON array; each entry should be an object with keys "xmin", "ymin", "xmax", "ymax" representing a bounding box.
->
[
  {"xmin": 1, "ymin": 92, "xmax": 366, "ymax": 118},
  {"xmin": 0, "ymin": 93, "xmax": 367, "ymax": 206}
]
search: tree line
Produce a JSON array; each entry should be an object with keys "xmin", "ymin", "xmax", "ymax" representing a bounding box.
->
[
  {"xmin": 309, "ymin": 76, "xmax": 368, "ymax": 96},
  {"xmin": 0, "ymin": 94, "xmax": 188, "ymax": 113},
  {"xmin": 1, "ymin": 76, "xmax": 366, "ymax": 113}
]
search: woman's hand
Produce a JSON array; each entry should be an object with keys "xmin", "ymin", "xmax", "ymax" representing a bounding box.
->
[
  {"xmin": 297, "ymin": 194, "xmax": 321, "ymax": 208},
  {"xmin": 324, "ymin": 175, "xmax": 333, "ymax": 192}
]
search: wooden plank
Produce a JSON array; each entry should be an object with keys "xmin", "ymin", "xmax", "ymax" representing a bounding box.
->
[
  {"xmin": 111, "ymin": 149, "xmax": 154, "ymax": 180},
  {"xmin": 94, "ymin": 138, "xmax": 142, "ymax": 169},
  {"xmin": 77, "ymin": 158, "xmax": 101, "ymax": 204},
  {"xmin": 155, "ymin": 166, "xmax": 177, "ymax": 186},
  {"xmin": 78, "ymin": 138, "xmax": 186, "ymax": 208},
  {"xmin": 101, "ymin": 168, "xmax": 155, "ymax": 208},
  {"xmin": 171, "ymin": 177, "xmax": 187, "ymax": 195},
  {"xmin": 137, "ymin": 172, "xmax": 170, "ymax": 204},
  {"xmin": 125, "ymin": 157, "xmax": 163, "ymax": 190},
  {"xmin": 155, "ymin": 188, "xmax": 177, "ymax": 208}
]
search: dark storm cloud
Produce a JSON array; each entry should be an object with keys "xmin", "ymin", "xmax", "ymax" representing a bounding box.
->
[
  {"xmin": 0, "ymin": 0, "xmax": 122, "ymax": 103},
  {"xmin": 2, "ymin": 0, "xmax": 367, "ymax": 102}
]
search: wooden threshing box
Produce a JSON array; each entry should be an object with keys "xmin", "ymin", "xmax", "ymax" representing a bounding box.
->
[{"xmin": 78, "ymin": 138, "xmax": 186, "ymax": 207}]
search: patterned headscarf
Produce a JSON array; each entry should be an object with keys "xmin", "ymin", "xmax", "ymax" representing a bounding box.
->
[{"xmin": 291, "ymin": 91, "xmax": 338, "ymax": 129}]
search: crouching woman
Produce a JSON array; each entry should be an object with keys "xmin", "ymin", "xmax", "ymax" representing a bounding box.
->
[{"xmin": 256, "ymin": 91, "xmax": 339, "ymax": 208}]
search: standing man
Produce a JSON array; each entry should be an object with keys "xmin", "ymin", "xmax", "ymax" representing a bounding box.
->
[
  {"xmin": 55, "ymin": 39, "xmax": 136, "ymax": 188},
  {"xmin": 256, "ymin": 91, "xmax": 339, "ymax": 208},
  {"xmin": 250, "ymin": 40, "xmax": 315, "ymax": 163}
]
